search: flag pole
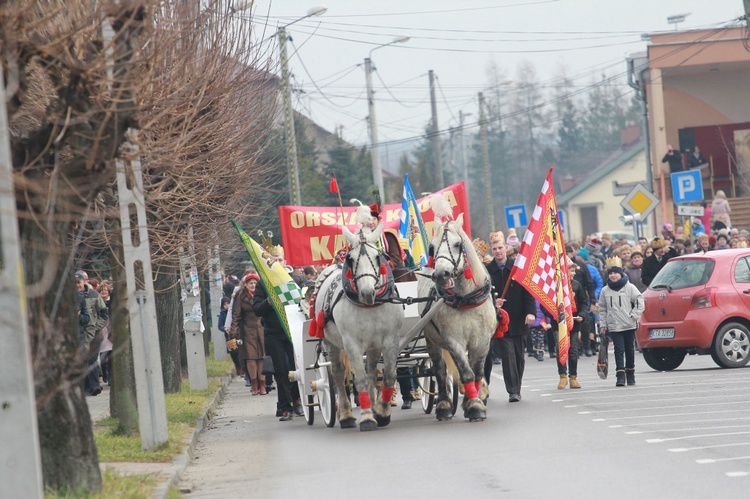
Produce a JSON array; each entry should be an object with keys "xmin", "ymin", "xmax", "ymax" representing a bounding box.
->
[
  {"xmin": 329, "ymin": 175, "xmax": 346, "ymax": 258},
  {"xmin": 550, "ymin": 207, "xmax": 570, "ymax": 365}
]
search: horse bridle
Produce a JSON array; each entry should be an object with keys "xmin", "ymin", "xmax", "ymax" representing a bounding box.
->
[
  {"xmin": 431, "ymin": 222, "xmax": 468, "ymax": 278},
  {"xmin": 347, "ymin": 230, "xmax": 387, "ymax": 292}
]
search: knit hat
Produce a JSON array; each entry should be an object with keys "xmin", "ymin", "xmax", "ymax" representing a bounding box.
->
[
  {"xmin": 585, "ymin": 241, "xmax": 599, "ymax": 252},
  {"xmin": 506, "ymin": 228, "xmax": 520, "ymax": 250},
  {"xmin": 74, "ymin": 271, "xmax": 86, "ymax": 281}
]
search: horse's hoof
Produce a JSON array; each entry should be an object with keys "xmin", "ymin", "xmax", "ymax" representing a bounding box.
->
[
  {"xmin": 339, "ymin": 417, "xmax": 357, "ymax": 429},
  {"xmin": 465, "ymin": 406, "xmax": 487, "ymax": 422},
  {"xmin": 359, "ymin": 420, "xmax": 378, "ymax": 432},
  {"xmin": 436, "ymin": 407, "xmax": 454, "ymax": 421},
  {"xmin": 375, "ymin": 413, "xmax": 391, "ymax": 427}
]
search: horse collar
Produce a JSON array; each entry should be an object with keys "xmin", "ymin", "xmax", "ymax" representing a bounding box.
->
[{"xmin": 436, "ymin": 279, "xmax": 492, "ymax": 309}]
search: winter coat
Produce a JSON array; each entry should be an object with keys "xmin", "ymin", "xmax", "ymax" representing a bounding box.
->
[
  {"xmin": 384, "ymin": 230, "xmax": 416, "ymax": 282},
  {"xmin": 598, "ymin": 275, "xmax": 644, "ymax": 333},
  {"xmin": 586, "ymin": 262, "xmax": 604, "ymax": 299},
  {"xmin": 232, "ymin": 287, "xmax": 264, "ymax": 361},
  {"xmin": 662, "ymin": 151, "xmax": 683, "ymax": 173},
  {"xmin": 711, "ymin": 197, "xmax": 731, "ymax": 228},
  {"xmin": 624, "ymin": 263, "xmax": 647, "ymax": 293},
  {"xmin": 253, "ymin": 280, "xmax": 286, "ymax": 338},
  {"xmin": 641, "ymin": 247, "xmax": 678, "ymax": 286},
  {"xmin": 572, "ymin": 258, "xmax": 595, "ymax": 309},
  {"xmin": 486, "ymin": 258, "xmax": 536, "ymax": 338},
  {"xmin": 218, "ymin": 309, "xmax": 228, "ymax": 338},
  {"xmin": 79, "ymin": 284, "xmax": 107, "ymax": 345}
]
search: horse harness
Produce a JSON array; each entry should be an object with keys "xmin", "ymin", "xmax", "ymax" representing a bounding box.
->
[{"xmin": 430, "ymin": 222, "xmax": 469, "ymax": 277}]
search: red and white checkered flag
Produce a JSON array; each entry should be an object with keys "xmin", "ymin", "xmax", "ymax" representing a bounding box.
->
[{"xmin": 509, "ymin": 168, "xmax": 573, "ymax": 365}]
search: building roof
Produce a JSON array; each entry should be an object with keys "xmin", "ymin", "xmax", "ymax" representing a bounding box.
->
[{"xmin": 557, "ymin": 141, "xmax": 646, "ymax": 207}]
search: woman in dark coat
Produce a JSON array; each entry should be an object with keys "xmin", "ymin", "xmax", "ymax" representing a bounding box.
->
[{"xmin": 231, "ymin": 273, "xmax": 266, "ymax": 395}]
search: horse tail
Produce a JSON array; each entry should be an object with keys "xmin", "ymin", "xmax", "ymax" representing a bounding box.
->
[
  {"xmin": 341, "ymin": 350, "xmax": 353, "ymax": 382},
  {"xmin": 442, "ymin": 350, "xmax": 460, "ymax": 389}
]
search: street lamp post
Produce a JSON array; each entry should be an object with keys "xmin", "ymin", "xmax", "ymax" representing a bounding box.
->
[
  {"xmin": 273, "ymin": 6, "xmax": 327, "ymax": 205},
  {"xmin": 364, "ymin": 35, "xmax": 409, "ymax": 203}
]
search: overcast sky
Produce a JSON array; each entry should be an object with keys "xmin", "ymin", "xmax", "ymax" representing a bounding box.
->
[{"xmin": 246, "ymin": 0, "xmax": 746, "ymax": 154}]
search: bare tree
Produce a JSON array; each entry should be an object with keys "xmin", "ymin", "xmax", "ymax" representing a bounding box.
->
[{"xmin": 3, "ymin": 0, "xmax": 281, "ymax": 491}]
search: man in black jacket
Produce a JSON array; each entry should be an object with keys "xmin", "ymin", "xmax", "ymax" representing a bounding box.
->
[
  {"xmin": 253, "ymin": 280, "xmax": 301, "ymax": 421},
  {"xmin": 485, "ymin": 231, "xmax": 536, "ymax": 402},
  {"xmin": 567, "ymin": 245, "xmax": 596, "ymax": 356},
  {"xmin": 641, "ymin": 237, "xmax": 678, "ymax": 286}
]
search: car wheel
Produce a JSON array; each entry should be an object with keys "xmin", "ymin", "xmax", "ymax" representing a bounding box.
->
[
  {"xmin": 641, "ymin": 347, "xmax": 686, "ymax": 371},
  {"xmin": 711, "ymin": 322, "xmax": 750, "ymax": 368}
]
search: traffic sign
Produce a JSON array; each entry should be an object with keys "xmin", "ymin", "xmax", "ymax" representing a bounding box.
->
[
  {"xmin": 620, "ymin": 184, "xmax": 659, "ymax": 219},
  {"xmin": 677, "ymin": 205, "xmax": 705, "ymax": 217},
  {"xmin": 671, "ymin": 170, "xmax": 704, "ymax": 203},
  {"xmin": 557, "ymin": 210, "xmax": 565, "ymax": 234},
  {"xmin": 504, "ymin": 204, "xmax": 528, "ymax": 229}
]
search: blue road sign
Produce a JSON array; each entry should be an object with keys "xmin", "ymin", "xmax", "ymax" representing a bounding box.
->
[
  {"xmin": 670, "ymin": 170, "xmax": 704, "ymax": 203},
  {"xmin": 504, "ymin": 204, "xmax": 528, "ymax": 229},
  {"xmin": 557, "ymin": 210, "xmax": 565, "ymax": 234}
]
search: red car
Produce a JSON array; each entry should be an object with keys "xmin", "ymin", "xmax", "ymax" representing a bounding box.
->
[{"xmin": 637, "ymin": 248, "xmax": 750, "ymax": 370}]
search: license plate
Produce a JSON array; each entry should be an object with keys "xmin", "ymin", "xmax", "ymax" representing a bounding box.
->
[{"xmin": 649, "ymin": 328, "xmax": 675, "ymax": 339}]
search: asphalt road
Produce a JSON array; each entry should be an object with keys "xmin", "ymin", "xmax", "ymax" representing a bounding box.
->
[{"xmin": 178, "ymin": 351, "xmax": 750, "ymax": 498}]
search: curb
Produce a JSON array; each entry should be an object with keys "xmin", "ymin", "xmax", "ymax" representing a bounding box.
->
[{"xmin": 151, "ymin": 373, "xmax": 232, "ymax": 499}]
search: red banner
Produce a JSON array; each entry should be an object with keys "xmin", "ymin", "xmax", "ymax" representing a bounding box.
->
[{"xmin": 278, "ymin": 182, "xmax": 470, "ymax": 266}]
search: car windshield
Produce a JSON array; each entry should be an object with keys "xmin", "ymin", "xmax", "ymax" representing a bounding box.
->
[{"xmin": 650, "ymin": 259, "xmax": 714, "ymax": 291}]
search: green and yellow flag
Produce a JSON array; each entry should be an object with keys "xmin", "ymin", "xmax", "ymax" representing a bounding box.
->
[{"xmin": 231, "ymin": 220, "xmax": 301, "ymax": 340}]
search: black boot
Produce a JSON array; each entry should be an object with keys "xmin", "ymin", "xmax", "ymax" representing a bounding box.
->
[
  {"xmin": 626, "ymin": 368, "xmax": 636, "ymax": 386},
  {"xmin": 615, "ymin": 370, "xmax": 626, "ymax": 387}
]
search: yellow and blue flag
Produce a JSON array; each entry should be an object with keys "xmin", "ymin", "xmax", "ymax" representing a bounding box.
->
[
  {"xmin": 231, "ymin": 220, "xmax": 301, "ymax": 340},
  {"xmin": 398, "ymin": 173, "xmax": 429, "ymax": 267}
]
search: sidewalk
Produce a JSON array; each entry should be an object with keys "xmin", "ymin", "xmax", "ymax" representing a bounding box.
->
[{"xmin": 86, "ymin": 376, "xmax": 231, "ymax": 498}]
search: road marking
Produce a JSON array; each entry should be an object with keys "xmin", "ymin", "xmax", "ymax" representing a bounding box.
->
[
  {"xmin": 697, "ymin": 456, "xmax": 750, "ymax": 464},
  {"xmin": 595, "ymin": 408, "xmax": 750, "ymax": 422},
  {"xmin": 726, "ymin": 471, "xmax": 750, "ymax": 477},
  {"xmin": 625, "ymin": 424, "xmax": 749, "ymax": 434},
  {"xmin": 579, "ymin": 400, "xmax": 749, "ymax": 414},
  {"xmin": 646, "ymin": 431, "xmax": 750, "ymax": 443},
  {"xmin": 608, "ymin": 416, "xmax": 750, "ymax": 428},
  {"xmin": 668, "ymin": 443, "xmax": 750, "ymax": 452}
]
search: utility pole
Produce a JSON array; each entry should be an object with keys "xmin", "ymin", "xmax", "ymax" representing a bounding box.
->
[
  {"xmin": 115, "ymin": 136, "xmax": 169, "ymax": 450},
  {"xmin": 365, "ymin": 56, "xmax": 385, "ymax": 202},
  {"xmin": 429, "ymin": 70, "xmax": 444, "ymax": 189},
  {"xmin": 279, "ymin": 27, "xmax": 302, "ymax": 205},
  {"xmin": 364, "ymin": 35, "xmax": 409, "ymax": 203},
  {"xmin": 459, "ymin": 110, "xmax": 471, "ymax": 208},
  {"xmin": 206, "ymin": 241, "xmax": 225, "ymax": 360},
  {"xmin": 0, "ymin": 61, "xmax": 44, "ymax": 499},
  {"xmin": 479, "ymin": 92, "xmax": 494, "ymax": 232}
]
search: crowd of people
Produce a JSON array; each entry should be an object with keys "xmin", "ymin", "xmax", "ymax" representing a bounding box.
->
[{"xmin": 73, "ymin": 187, "xmax": 742, "ymax": 421}]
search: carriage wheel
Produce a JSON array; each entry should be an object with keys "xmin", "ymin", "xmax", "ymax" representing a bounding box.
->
[
  {"xmin": 304, "ymin": 394, "xmax": 315, "ymax": 426},
  {"xmin": 417, "ymin": 360, "xmax": 436, "ymax": 414},
  {"xmin": 318, "ymin": 365, "xmax": 337, "ymax": 428}
]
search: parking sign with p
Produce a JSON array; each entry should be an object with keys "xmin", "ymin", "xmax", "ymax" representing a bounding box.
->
[{"xmin": 670, "ymin": 170, "xmax": 703, "ymax": 203}]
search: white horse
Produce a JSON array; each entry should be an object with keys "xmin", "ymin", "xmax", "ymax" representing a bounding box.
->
[
  {"xmin": 312, "ymin": 212, "xmax": 405, "ymax": 431},
  {"xmin": 417, "ymin": 198, "xmax": 497, "ymax": 422}
]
